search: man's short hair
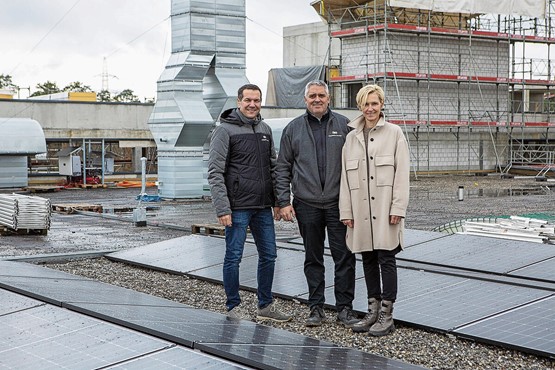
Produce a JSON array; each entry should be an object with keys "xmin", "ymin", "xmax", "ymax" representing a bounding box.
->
[
  {"xmin": 304, "ymin": 80, "xmax": 329, "ymax": 97},
  {"xmin": 238, "ymin": 84, "xmax": 262, "ymax": 100}
]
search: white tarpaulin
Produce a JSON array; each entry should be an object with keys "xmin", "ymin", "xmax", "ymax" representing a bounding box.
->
[
  {"xmin": 0, "ymin": 118, "xmax": 47, "ymax": 154},
  {"xmin": 389, "ymin": 0, "xmax": 547, "ymax": 18}
]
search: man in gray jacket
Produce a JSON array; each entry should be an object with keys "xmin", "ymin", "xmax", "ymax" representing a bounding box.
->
[
  {"xmin": 208, "ymin": 84, "xmax": 291, "ymax": 323},
  {"xmin": 276, "ymin": 80, "xmax": 357, "ymax": 327}
]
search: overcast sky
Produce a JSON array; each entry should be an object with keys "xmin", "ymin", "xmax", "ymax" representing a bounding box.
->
[{"xmin": 1, "ymin": 0, "xmax": 321, "ymax": 100}]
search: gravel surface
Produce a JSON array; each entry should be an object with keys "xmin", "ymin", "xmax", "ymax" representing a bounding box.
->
[
  {"xmin": 405, "ymin": 174, "xmax": 555, "ymax": 230},
  {"xmin": 3, "ymin": 174, "xmax": 555, "ymax": 369}
]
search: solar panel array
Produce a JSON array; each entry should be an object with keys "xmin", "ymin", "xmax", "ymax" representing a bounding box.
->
[
  {"xmin": 106, "ymin": 230, "xmax": 555, "ymax": 358},
  {"xmin": 2, "ymin": 228, "xmax": 554, "ymax": 366},
  {"xmin": 0, "ymin": 289, "xmax": 242, "ymax": 370},
  {"xmin": 0, "ymin": 260, "xmax": 420, "ymax": 369}
]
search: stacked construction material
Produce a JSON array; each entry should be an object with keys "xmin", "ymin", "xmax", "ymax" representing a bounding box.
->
[
  {"xmin": 462, "ymin": 216, "xmax": 555, "ymax": 244},
  {"xmin": 0, "ymin": 194, "xmax": 51, "ymax": 231}
]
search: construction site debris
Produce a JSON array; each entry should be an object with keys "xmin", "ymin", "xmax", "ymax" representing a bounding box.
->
[
  {"xmin": 51, "ymin": 203, "xmax": 103, "ymax": 214},
  {"xmin": 191, "ymin": 223, "xmax": 225, "ymax": 236},
  {"xmin": 0, "ymin": 194, "xmax": 51, "ymax": 233},
  {"xmin": 462, "ymin": 216, "xmax": 555, "ymax": 244}
]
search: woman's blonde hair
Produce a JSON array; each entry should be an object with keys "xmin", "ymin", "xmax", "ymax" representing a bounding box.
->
[{"xmin": 355, "ymin": 84, "xmax": 385, "ymax": 110}]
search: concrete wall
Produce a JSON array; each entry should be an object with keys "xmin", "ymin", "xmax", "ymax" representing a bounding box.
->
[
  {"xmin": 283, "ymin": 22, "xmax": 340, "ymax": 68},
  {"xmin": 282, "ymin": 22, "xmax": 343, "ymax": 105},
  {"xmin": 0, "ymin": 98, "xmax": 550, "ymax": 175},
  {"xmin": 0, "ymin": 99, "xmax": 154, "ymax": 140}
]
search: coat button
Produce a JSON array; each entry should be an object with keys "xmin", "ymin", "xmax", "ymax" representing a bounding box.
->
[
  {"xmin": 372, "ymin": 216, "xmax": 376, "ymax": 220},
  {"xmin": 371, "ymin": 197, "xmax": 375, "ymax": 200},
  {"xmin": 370, "ymin": 138, "xmax": 374, "ymax": 141},
  {"xmin": 370, "ymin": 176, "xmax": 374, "ymax": 180},
  {"xmin": 370, "ymin": 156, "xmax": 373, "ymax": 160}
]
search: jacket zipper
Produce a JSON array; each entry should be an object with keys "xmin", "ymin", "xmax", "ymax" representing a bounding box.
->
[{"xmin": 253, "ymin": 123, "xmax": 265, "ymax": 207}]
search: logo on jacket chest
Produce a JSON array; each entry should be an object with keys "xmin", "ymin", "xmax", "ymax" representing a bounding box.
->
[
  {"xmin": 261, "ymin": 135, "xmax": 270, "ymax": 142},
  {"xmin": 328, "ymin": 130, "xmax": 343, "ymax": 138}
]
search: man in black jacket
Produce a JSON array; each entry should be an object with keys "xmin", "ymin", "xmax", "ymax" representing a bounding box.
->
[
  {"xmin": 276, "ymin": 80, "xmax": 357, "ymax": 327},
  {"xmin": 208, "ymin": 84, "xmax": 291, "ymax": 322}
]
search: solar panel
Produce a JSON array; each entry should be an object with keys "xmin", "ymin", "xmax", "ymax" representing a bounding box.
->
[
  {"xmin": 398, "ymin": 234, "xmax": 555, "ymax": 273},
  {"xmin": 196, "ymin": 343, "xmax": 423, "ymax": 370},
  {"xmin": 0, "ymin": 275, "xmax": 187, "ymax": 308},
  {"xmin": 108, "ymin": 235, "xmax": 247, "ymax": 274},
  {"xmin": 0, "ymin": 260, "xmax": 87, "ymax": 280},
  {"xmin": 455, "ymin": 295, "xmax": 555, "ymax": 358},
  {"xmin": 261, "ymin": 253, "xmax": 328, "ymax": 298},
  {"xmin": 286, "ymin": 228, "xmax": 446, "ymax": 249},
  {"xmin": 107, "ymin": 346, "xmax": 245, "ymax": 369},
  {"xmin": 66, "ymin": 301, "xmax": 334, "ymax": 349},
  {"xmin": 0, "ymin": 304, "xmax": 171, "ymax": 369},
  {"xmin": 508, "ymin": 257, "xmax": 555, "ymax": 283},
  {"xmin": 403, "ymin": 229, "xmax": 450, "ymax": 248},
  {"xmin": 399, "ymin": 260, "xmax": 555, "ymax": 291},
  {"xmin": 394, "ymin": 269, "xmax": 551, "ymax": 331},
  {"xmin": 287, "ymin": 237, "xmax": 305, "ymax": 246},
  {"xmin": 274, "ymin": 239, "xmax": 305, "ymax": 251},
  {"xmin": 0, "ymin": 289, "xmax": 44, "ymax": 316}
]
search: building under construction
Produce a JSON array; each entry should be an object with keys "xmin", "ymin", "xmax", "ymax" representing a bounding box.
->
[
  {"xmin": 288, "ymin": 0, "xmax": 555, "ymax": 175},
  {"xmin": 2, "ymin": 0, "xmax": 555, "ymax": 191}
]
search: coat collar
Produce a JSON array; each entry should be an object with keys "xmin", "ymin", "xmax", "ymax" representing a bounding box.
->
[{"xmin": 348, "ymin": 113, "xmax": 385, "ymax": 133}]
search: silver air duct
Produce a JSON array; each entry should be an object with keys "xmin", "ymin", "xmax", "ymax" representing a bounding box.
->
[{"xmin": 149, "ymin": 0, "xmax": 248, "ymax": 198}]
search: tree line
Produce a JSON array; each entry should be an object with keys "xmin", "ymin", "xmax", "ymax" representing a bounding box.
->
[{"xmin": 0, "ymin": 74, "xmax": 148, "ymax": 103}]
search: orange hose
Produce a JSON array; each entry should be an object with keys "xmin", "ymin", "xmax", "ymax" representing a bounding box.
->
[{"xmin": 116, "ymin": 181, "xmax": 156, "ymax": 188}]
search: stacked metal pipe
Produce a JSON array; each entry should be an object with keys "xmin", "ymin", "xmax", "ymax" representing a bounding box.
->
[{"xmin": 0, "ymin": 194, "xmax": 51, "ymax": 230}]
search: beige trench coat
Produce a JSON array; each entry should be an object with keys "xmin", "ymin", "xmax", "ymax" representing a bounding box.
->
[{"xmin": 339, "ymin": 115, "xmax": 410, "ymax": 253}]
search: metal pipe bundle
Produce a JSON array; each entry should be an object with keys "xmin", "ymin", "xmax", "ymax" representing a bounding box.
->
[{"xmin": 0, "ymin": 194, "xmax": 51, "ymax": 230}]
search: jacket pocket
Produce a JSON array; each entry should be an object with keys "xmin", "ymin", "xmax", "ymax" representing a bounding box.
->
[
  {"xmin": 375, "ymin": 155, "xmax": 394, "ymax": 186},
  {"xmin": 345, "ymin": 159, "xmax": 360, "ymax": 190},
  {"xmin": 229, "ymin": 176, "xmax": 240, "ymax": 207}
]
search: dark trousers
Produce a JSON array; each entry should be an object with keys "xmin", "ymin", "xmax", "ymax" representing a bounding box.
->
[
  {"xmin": 293, "ymin": 199, "xmax": 356, "ymax": 311},
  {"xmin": 361, "ymin": 246, "xmax": 401, "ymax": 302}
]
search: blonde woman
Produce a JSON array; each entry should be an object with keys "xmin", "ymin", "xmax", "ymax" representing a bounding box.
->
[{"xmin": 339, "ymin": 84, "xmax": 409, "ymax": 336}]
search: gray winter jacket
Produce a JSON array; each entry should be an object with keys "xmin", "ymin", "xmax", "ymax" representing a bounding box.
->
[{"xmin": 276, "ymin": 110, "xmax": 350, "ymax": 209}]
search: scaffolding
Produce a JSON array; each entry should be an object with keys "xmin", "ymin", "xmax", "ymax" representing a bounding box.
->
[{"xmin": 314, "ymin": 0, "xmax": 555, "ymax": 175}]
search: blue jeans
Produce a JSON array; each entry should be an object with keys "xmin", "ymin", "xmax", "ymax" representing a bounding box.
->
[{"xmin": 223, "ymin": 208, "xmax": 277, "ymax": 311}]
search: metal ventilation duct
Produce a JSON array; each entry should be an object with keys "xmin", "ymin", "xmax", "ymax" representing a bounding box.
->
[
  {"xmin": 0, "ymin": 118, "xmax": 47, "ymax": 188},
  {"xmin": 149, "ymin": 0, "xmax": 249, "ymax": 198}
]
